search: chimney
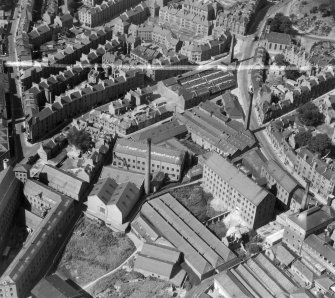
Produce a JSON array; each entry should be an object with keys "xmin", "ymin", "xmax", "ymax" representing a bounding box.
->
[
  {"xmin": 145, "ymin": 138, "xmax": 151, "ymax": 195},
  {"xmin": 229, "ymin": 34, "xmax": 235, "ymax": 64},
  {"xmin": 3, "ymin": 158, "xmax": 9, "ymax": 169},
  {"xmin": 327, "ymin": 195, "xmax": 334, "ymax": 207},
  {"xmin": 301, "ymin": 179, "xmax": 311, "ymax": 211}
]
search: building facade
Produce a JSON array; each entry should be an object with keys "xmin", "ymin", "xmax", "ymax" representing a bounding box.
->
[
  {"xmin": 203, "ymin": 152, "xmax": 275, "ymax": 229},
  {"xmin": 112, "ymin": 138, "xmax": 185, "ymax": 181}
]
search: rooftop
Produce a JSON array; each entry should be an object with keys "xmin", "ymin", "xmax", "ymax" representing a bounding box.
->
[
  {"xmin": 265, "ymin": 32, "xmax": 291, "ymax": 45},
  {"xmin": 304, "ymin": 234, "xmax": 335, "ymax": 265},
  {"xmin": 140, "ymin": 193, "xmax": 236, "ymax": 276},
  {"xmin": 288, "ymin": 206, "xmax": 334, "ymax": 232},
  {"xmin": 113, "ymin": 138, "xmax": 185, "ymax": 165},
  {"xmin": 205, "ymin": 152, "xmax": 272, "ymax": 206},
  {"xmin": 263, "ymin": 159, "xmax": 298, "ymax": 193}
]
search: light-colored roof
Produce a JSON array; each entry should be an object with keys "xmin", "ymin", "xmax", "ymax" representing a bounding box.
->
[
  {"xmin": 141, "ymin": 243, "xmax": 181, "ymax": 264},
  {"xmin": 304, "ymin": 234, "xmax": 335, "ymax": 265},
  {"xmin": 134, "ymin": 254, "xmax": 174, "ymax": 279},
  {"xmin": 100, "ymin": 166, "xmax": 144, "ymax": 189},
  {"xmin": 140, "ymin": 193, "xmax": 236, "ymax": 276},
  {"xmin": 292, "ymin": 260, "xmax": 314, "ymax": 283},
  {"xmin": 113, "ymin": 138, "xmax": 185, "ymax": 165},
  {"xmin": 205, "ymin": 152, "xmax": 271, "ymax": 206},
  {"xmin": 214, "ymin": 271, "xmax": 250, "ymax": 298},
  {"xmin": 41, "ymin": 164, "xmax": 86, "ymax": 199},
  {"xmin": 288, "ymin": 206, "xmax": 333, "ymax": 232}
]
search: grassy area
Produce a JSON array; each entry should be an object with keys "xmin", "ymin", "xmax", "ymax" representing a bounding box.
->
[
  {"xmin": 90, "ymin": 269, "xmax": 172, "ymax": 298},
  {"xmin": 170, "ymin": 185, "xmax": 213, "ymax": 222},
  {"xmin": 58, "ymin": 217, "xmax": 135, "ymax": 286}
]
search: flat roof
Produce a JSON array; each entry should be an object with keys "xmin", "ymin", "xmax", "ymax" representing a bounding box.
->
[{"xmin": 204, "ymin": 152, "xmax": 271, "ymax": 206}]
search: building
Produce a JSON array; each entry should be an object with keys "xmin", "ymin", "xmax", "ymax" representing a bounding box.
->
[
  {"xmin": 13, "ymin": 163, "xmax": 32, "ymax": 183},
  {"xmin": 283, "ymin": 46, "xmax": 312, "ymax": 72},
  {"xmin": 180, "ymin": 33, "xmax": 230, "ymax": 63},
  {"xmin": 134, "ymin": 243, "xmax": 182, "ymax": 282},
  {"xmin": 291, "ymin": 260, "xmax": 314, "ymax": 287},
  {"xmin": 213, "ymin": 0, "xmax": 264, "ymax": 36},
  {"xmin": 31, "ymin": 273, "xmax": 85, "ymax": 298},
  {"xmin": 86, "ymin": 177, "xmax": 140, "ymax": 229},
  {"xmin": 302, "ymin": 234, "xmax": 335, "ymax": 276},
  {"xmin": 28, "ymin": 23, "xmax": 54, "ymax": 46},
  {"xmin": 0, "ymin": 167, "xmax": 21, "ymax": 250},
  {"xmin": 283, "ymin": 205, "xmax": 335, "ymax": 253},
  {"xmin": 40, "ymin": 164, "xmax": 88, "ymax": 201},
  {"xmin": 100, "ymin": 165, "xmax": 144, "ymax": 190},
  {"xmin": 0, "ymin": 119, "xmax": 10, "ymax": 170},
  {"xmin": 134, "ymin": 193, "xmax": 237, "ymax": 280},
  {"xmin": 78, "ymin": 0, "xmax": 142, "ymax": 28},
  {"xmin": 213, "ymin": 253, "xmax": 299, "ymax": 297},
  {"xmin": 261, "ymin": 159, "xmax": 299, "ymax": 209},
  {"xmin": 262, "ymin": 32, "xmax": 291, "ymax": 56},
  {"xmin": 159, "ymin": 5, "xmax": 214, "ymax": 37},
  {"xmin": 203, "ymin": 152, "xmax": 275, "ymax": 229},
  {"xmin": 26, "ymin": 70, "xmax": 144, "ymax": 142},
  {"xmin": 130, "ymin": 119, "xmax": 187, "ymax": 144},
  {"xmin": 112, "ymin": 138, "xmax": 185, "ymax": 181},
  {"xmin": 157, "ymin": 67, "xmax": 236, "ymax": 111},
  {"xmin": 0, "ymin": 181, "xmax": 75, "ymax": 298},
  {"xmin": 221, "ymin": 91, "xmax": 245, "ymax": 121},
  {"xmin": 294, "ymin": 148, "xmax": 335, "ymax": 199},
  {"xmin": 177, "ymin": 101, "xmax": 256, "ymax": 158}
]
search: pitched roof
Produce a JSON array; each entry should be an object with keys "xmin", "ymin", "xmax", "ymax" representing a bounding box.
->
[
  {"xmin": 100, "ymin": 166, "xmax": 144, "ymax": 189},
  {"xmin": 134, "ymin": 254, "xmax": 174, "ymax": 279},
  {"xmin": 41, "ymin": 165, "xmax": 87, "ymax": 199},
  {"xmin": 31, "ymin": 274, "xmax": 81, "ymax": 298},
  {"xmin": 140, "ymin": 243, "xmax": 181, "ymax": 264},
  {"xmin": 205, "ymin": 152, "xmax": 272, "ymax": 206},
  {"xmin": 113, "ymin": 138, "xmax": 185, "ymax": 165},
  {"xmin": 263, "ymin": 159, "xmax": 298, "ymax": 193},
  {"xmin": 288, "ymin": 206, "xmax": 333, "ymax": 232},
  {"xmin": 266, "ymin": 32, "xmax": 291, "ymax": 45},
  {"xmin": 304, "ymin": 234, "xmax": 335, "ymax": 265}
]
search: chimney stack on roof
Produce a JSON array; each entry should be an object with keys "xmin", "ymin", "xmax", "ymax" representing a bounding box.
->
[
  {"xmin": 2, "ymin": 158, "xmax": 9, "ymax": 170},
  {"xmin": 301, "ymin": 179, "xmax": 311, "ymax": 211},
  {"xmin": 145, "ymin": 138, "xmax": 151, "ymax": 195}
]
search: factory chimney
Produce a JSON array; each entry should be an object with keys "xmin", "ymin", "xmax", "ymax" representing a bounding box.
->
[
  {"xmin": 145, "ymin": 138, "xmax": 151, "ymax": 195},
  {"xmin": 3, "ymin": 158, "xmax": 9, "ymax": 169},
  {"xmin": 229, "ymin": 34, "xmax": 235, "ymax": 64},
  {"xmin": 244, "ymin": 91, "xmax": 252, "ymax": 130},
  {"xmin": 301, "ymin": 179, "xmax": 311, "ymax": 211}
]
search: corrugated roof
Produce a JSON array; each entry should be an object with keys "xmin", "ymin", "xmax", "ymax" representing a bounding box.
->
[
  {"xmin": 140, "ymin": 193, "xmax": 236, "ymax": 276},
  {"xmin": 113, "ymin": 138, "xmax": 185, "ymax": 165},
  {"xmin": 205, "ymin": 152, "xmax": 271, "ymax": 206}
]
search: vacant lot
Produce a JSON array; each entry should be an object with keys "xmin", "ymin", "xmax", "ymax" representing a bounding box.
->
[
  {"xmin": 90, "ymin": 269, "xmax": 172, "ymax": 298},
  {"xmin": 58, "ymin": 217, "xmax": 135, "ymax": 286},
  {"xmin": 170, "ymin": 185, "xmax": 214, "ymax": 222}
]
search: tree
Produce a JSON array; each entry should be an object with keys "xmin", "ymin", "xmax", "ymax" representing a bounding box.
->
[
  {"xmin": 269, "ymin": 13, "xmax": 293, "ymax": 34},
  {"xmin": 295, "ymin": 130, "xmax": 312, "ymax": 148},
  {"xmin": 274, "ymin": 54, "xmax": 286, "ymax": 66},
  {"xmin": 285, "ymin": 64, "xmax": 301, "ymax": 80},
  {"xmin": 297, "ymin": 102, "xmax": 324, "ymax": 126},
  {"xmin": 308, "ymin": 134, "xmax": 331, "ymax": 156},
  {"xmin": 67, "ymin": 129, "xmax": 91, "ymax": 152}
]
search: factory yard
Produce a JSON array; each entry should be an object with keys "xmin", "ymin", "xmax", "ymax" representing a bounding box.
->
[
  {"xmin": 57, "ymin": 217, "xmax": 136, "ymax": 286},
  {"xmin": 89, "ymin": 269, "xmax": 175, "ymax": 298}
]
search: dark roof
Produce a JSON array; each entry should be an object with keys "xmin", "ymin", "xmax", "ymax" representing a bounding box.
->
[
  {"xmin": 31, "ymin": 274, "xmax": 82, "ymax": 298},
  {"xmin": 266, "ymin": 32, "xmax": 291, "ymax": 45},
  {"xmin": 131, "ymin": 119, "xmax": 187, "ymax": 144}
]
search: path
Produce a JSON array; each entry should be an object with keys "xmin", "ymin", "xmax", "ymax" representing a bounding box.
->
[{"xmin": 82, "ymin": 248, "xmax": 139, "ymax": 291}]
